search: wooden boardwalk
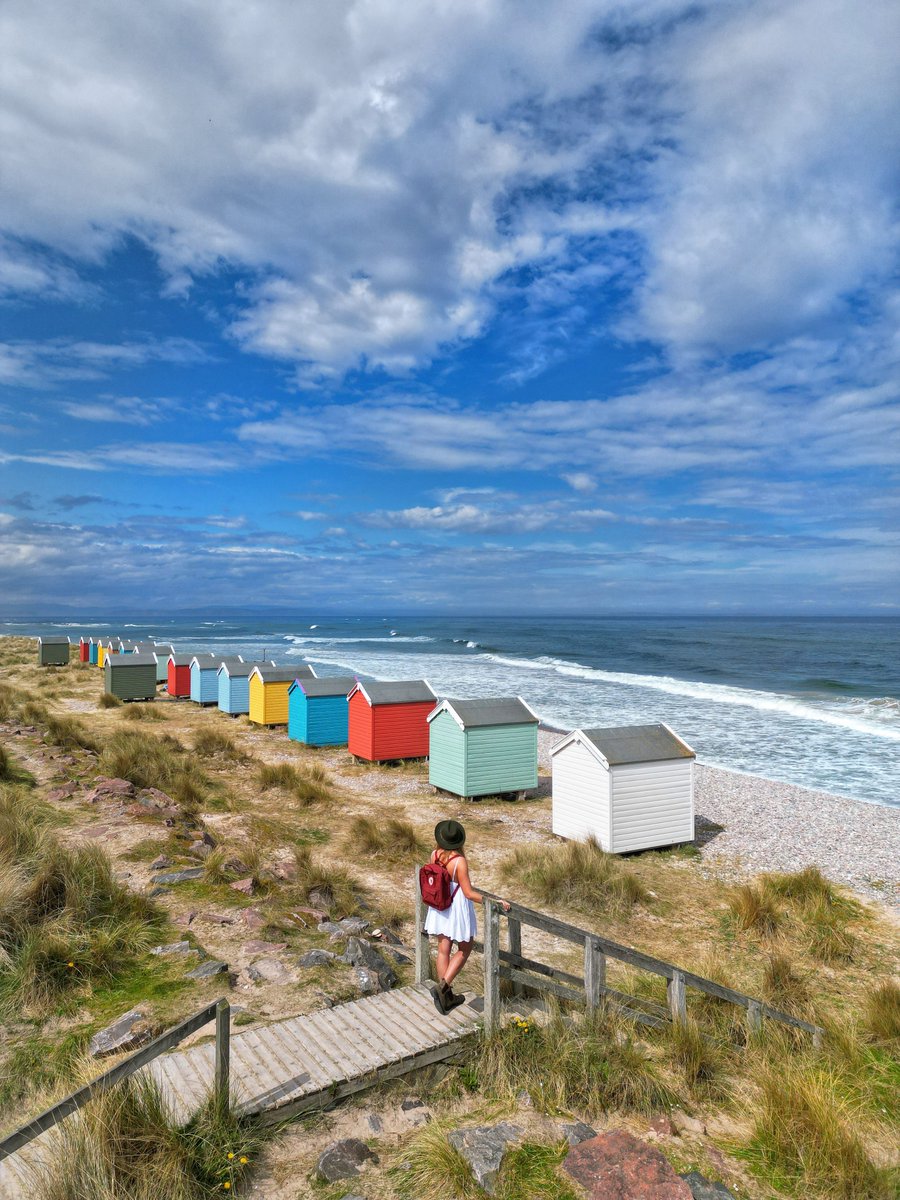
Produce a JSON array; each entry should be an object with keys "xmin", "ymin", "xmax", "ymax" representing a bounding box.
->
[{"xmin": 0, "ymin": 985, "xmax": 481, "ymax": 1199}]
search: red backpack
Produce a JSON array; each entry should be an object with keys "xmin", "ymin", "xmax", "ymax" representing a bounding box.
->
[{"xmin": 419, "ymin": 853, "xmax": 459, "ymax": 911}]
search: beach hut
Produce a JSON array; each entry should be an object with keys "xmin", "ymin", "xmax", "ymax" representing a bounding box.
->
[
  {"xmin": 97, "ymin": 638, "xmax": 121, "ymax": 668},
  {"xmin": 347, "ymin": 680, "xmax": 437, "ymax": 762},
  {"xmin": 248, "ymin": 664, "xmax": 316, "ymax": 726},
  {"xmin": 217, "ymin": 659, "xmax": 275, "ymax": 715},
  {"xmin": 37, "ymin": 636, "xmax": 69, "ymax": 666},
  {"xmin": 190, "ymin": 654, "xmax": 244, "ymax": 705},
  {"xmin": 151, "ymin": 645, "xmax": 174, "ymax": 683},
  {"xmin": 89, "ymin": 637, "xmax": 99, "ymax": 665},
  {"xmin": 288, "ymin": 676, "xmax": 356, "ymax": 747},
  {"xmin": 167, "ymin": 654, "xmax": 193, "ymax": 698},
  {"xmin": 78, "ymin": 636, "xmax": 91, "ymax": 663},
  {"xmin": 427, "ymin": 697, "xmax": 539, "ymax": 800},
  {"xmin": 550, "ymin": 723, "xmax": 695, "ymax": 854},
  {"xmin": 120, "ymin": 640, "xmax": 138, "ymax": 654},
  {"xmin": 104, "ymin": 653, "xmax": 158, "ymax": 702}
]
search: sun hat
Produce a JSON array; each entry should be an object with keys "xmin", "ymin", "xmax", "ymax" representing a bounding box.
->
[{"xmin": 434, "ymin": 819, "xmax": 466, "ymax": 851}]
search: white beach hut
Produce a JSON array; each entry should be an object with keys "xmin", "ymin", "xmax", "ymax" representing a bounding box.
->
[{"xmin": 550, "ymin": 723, "xmax": 695, "ymax": 853}]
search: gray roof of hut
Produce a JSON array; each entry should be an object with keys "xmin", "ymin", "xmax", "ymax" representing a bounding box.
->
[
  {"xmin": 217, "ymin": 659, "xmax": 275, "ymax": 677},
  {"xmin": 108, "ymin": 653, "xmax": 158, "ymax": 667},
  {"xmin": 432, "ymin": 697, "xmax": 538, "ymax": 727},
  {"xmin": 103, "ymin": 637, "xmax": 122, "ymax": 648},
  {"xmin": 579, "ymin": 724, "xmax": 695, "ymax": 765},
  {"xmin": 291, "ymin": 676, "xmax": 356, "ymax": 697},
  {"xmin": 252, "ymin": 665, "xmax": 314, "ymax": 683},
  {"xmin": 152, "ymin": 644, "xmax": 175, "ymax": 655},
  {"xmin": 354, "ymin": 680, "xmax": 436, "ymax": 706},
  {"xmin": 38, "ymin": 635, "xmax": 69, "ymax": 645},
  {"xmin": 190, "ymin": 653, "xmax": 219, "ymax": 666},
  {"xmin": 168, "ymin": 654, "xmax": 194, "ymax": 667}
]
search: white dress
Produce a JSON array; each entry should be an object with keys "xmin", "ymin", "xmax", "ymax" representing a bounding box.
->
[{"xmin": 424, "ymin": 855, "xmax": 477, "ymax": 943}]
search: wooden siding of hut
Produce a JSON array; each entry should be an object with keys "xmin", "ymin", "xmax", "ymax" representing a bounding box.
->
[
  {"xmin": 217, "ymin": 661, "xmax": 274, "ymax": 714},
  {"xmin": 79, "ymin": 637, "xmax": 90, "ymax": 663},
  {"xmin": 189, "ymin": 657, "xmax": 219, "ymax": 704},
  {"xmin": 347, "ymin": 689, "xmax": 434, "ymax": 761},
  {"xmin": 167, "ymin": 658, "xmax": 192, "ymax": 698},
  {"xmin": 37, "ymin": 637, "xmax": 69, "ymax": 666},
  {"xmin": 248, "ymin": 674, "xmax": 289, "ymax": 725},
  {"xmin": 428, "ymin": 707, "xmax": 538, "ymax": 798},
  {"xmin": 288, "ymin": 679, "xmax": 354, "ymax": 747},
  {"xmin": 104, "ymin": 654, "xmax": 157, "ymax": 701},
  {"xmin": 89, "ymin": 638, "xmax": 99, "ymax": 665},
  {"xmin": 151, "ymin": 647, "xmax": 174, "ymax": 682}
]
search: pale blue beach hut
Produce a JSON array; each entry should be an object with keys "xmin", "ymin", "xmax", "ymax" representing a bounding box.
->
[
  {"xmin": 217, "ymin": 659, "xmax": 275, "ymax": 715},
  {"xmin": 190, "ymin": 654, "xmax": 244, "ymax": 705},
  {"xmin": 288, "ymin": 676, "xmax": 356, "ymax": 747}
]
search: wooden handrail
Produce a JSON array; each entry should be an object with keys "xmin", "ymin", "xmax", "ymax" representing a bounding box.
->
[{"xmin": 0, "ymin": 998, "xmax": 230, "ymax": 1163}]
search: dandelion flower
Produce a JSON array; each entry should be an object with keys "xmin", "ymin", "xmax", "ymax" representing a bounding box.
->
[
  {"xmin": 223, "ymin": 1184, "xmax": 231, "ymax": 1191},
  {"xmin": 227, "ymin": 1152, "xmax": 235, "ymax": 1160},
  {"xmin": 239, "ymin": 1156, "xmax": 248, "ymax": 1164}
]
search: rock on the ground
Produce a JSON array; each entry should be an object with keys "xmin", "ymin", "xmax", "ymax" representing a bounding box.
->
[
  {"xmin": 299, "ymin": 949, "xmax": 337, "ymax": 967},
  {"xmin": 680, "ymin": 1173, "xmax": 737, "ymax": 1200},
  {"xmin": 447, "ymin": 1123, "xmax": 522, "ymax": 1196},
  {"xmin": 152, "ymin": 867, "xmax": 204, "ymax": 884},
  {"xmin": 243, "ymin": 940, "xmax": 287, "ymax": 954},
  {"xmin": 247, "ymin": 956, "xmax": 291, "ymax": 984},
  {"xmin": 342, "ymin": 937, "xmax": 397, "ymax": 991},
  {"xmin": 240, "ymin": 908, "xmax": 266, "ymax": 930},
  {"xmin": 315, "ymin": 1139, "xmax": 378, "ymax": 1183},
  {"xmin": 137, "ymin": 787, "xmax": 175, "ymax": 807},
  {"xmin": 339, "ymin": 916, "xmax": 369, "ymax": 935},
  {"xmin": 90, "ymin": 777, "xmax": 135, "ymax": 798},
  {"xmin": 671, "ymin": 1110, "xmax": 706, "ymax": 1137},
  {"xmin": 150, "ymin": 941, "xmax": 196, "ymax": 957},
  {"xmin": 318, "ymin": 920, "xmax": 344, "ymax": 937},
  {"xmin": 563, "ymin": 1130, "xmax": 692, "ymax": 1199},
  {"xmin": 89, "ymin": 1008, "xmax": 151, "ymax": 1057},
  {"xmin": 46, "ymin": 783, "xmax": 76, "ymax": 802},
  {"xmin": 150, "ymin": 854, "xmax": 173, "ymax": 870},
  {"xmin": 230, "ymin": 876, "xmax": 255, "ymax": 895},
  {"xmin": 185, "ymin": 959, "xmax": 229, "ymax": 980},
  {"xmin": 559, "ymin": 1121, "xmax": 598, "ymax": 1146},
  {"xmin": 188, "ymin": 840, "xmax": 212, "ymax": 859}
]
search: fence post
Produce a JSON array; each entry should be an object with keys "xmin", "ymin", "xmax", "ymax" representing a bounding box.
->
[
  {"xmin": 746, "ymin": 999, "xmax": 762, "ymax": 1039},
  {"xmin": 215, "ymin": 999, "xmax": 230, "ymax": 1105},
  {"xmin": 667, "ymin": 970, "xmax": 687, "ymax": 1023},
  {"xmin": 414, "ymin": 870, "xmax": 431, "ymax": 984},
  {"xmin": 584, "ymin": 936, "xmax": 606, "ymax": 1013},
  {"xmin": 507, "ymin": 916, "xmax": 523, "ymax": 998},
  {"xmin": 483, "ymin": 899, "xmax": 501, "ymax": 1036}
]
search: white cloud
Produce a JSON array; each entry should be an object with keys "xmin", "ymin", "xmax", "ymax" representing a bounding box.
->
[{"xmin": 563, "ymin": 472, "xmax": 596, "ymax": 493}]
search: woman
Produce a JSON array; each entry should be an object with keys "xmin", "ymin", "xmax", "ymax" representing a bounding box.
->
[{"xmin": 424, "ymin": 819, "xmax": 510, "ymax": 1014}]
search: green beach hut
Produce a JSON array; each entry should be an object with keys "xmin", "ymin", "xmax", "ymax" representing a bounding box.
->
[
  {"xmin": 104, "ymin": 652, "xmax": 158, "ymax": 701},
  {"xmin": 37, "ymin": 636, "xmax": 70, "ymax": 666},
  {"xmin": 427, "ymin": 696, "xmax": 539, "ymax": 800}
]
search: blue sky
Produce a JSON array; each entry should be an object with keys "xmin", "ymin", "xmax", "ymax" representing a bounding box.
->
[{"xmin": 1, "ymin": 0, "xmax": 898, "ymax": 615}]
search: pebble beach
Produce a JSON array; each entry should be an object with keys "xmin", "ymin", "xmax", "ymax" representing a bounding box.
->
[{"xmin": 537, "ymin": 730, "xmax": 900, "ymax": 907}]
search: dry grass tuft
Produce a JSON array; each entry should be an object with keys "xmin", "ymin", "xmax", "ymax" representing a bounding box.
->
[
  {"xmin": 290, "ymin": 845, "xmax": 364, "ymax": 916},
  {"xmin": 665, "ymin": 1017, "xmax": 726, "ymax": 1096},
  {"xmin": 500, "ymin": 836, "xmax": 648, "ymax": 915},
  {"xmin": 729, "ymin": 883, "xmax": 783, "ymax": 935},
  {"xmin": 121, "ymin": 703, "xmax": 167, "ymax": 722},
  {"xmin": 99, "ymin": 730, "xmax": 210, "ymax": 810},
  {"xmin": 192, "ymin": 727, "xmax": 248, "ymax": 761},
  {"xmin": 346, "ymin": 814, "xmax": 428, "ymax": 862},
  {"xmin": 761, "ymin": 952, "xmax": 812, "ymax": 1016},
  {"xmin": 730, "ymin": 869, "xmax": 862, "ymax": 963},
  {"xmin": 98, "ymin": 692, "xmax": 122, "ymax": 708},
  {"xmin": 862, "ymin": 980, "xmax": 900, "ymax": 1046},
  {"xmin": 258, "ymin": 760, "xmax": 334, "ymax": 804}
]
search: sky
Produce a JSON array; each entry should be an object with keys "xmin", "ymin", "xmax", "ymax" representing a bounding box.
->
[{"xmin": 1, "ymin": 0, "xmax": 898, "ymax": 616}]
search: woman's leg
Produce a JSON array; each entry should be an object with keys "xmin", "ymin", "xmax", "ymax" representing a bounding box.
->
[
  {"xmin": 435, "ymin": 935, "xmax": 452, "ymax": 982},
  {"xmin": 442, "ymin": 940, "xmax": 473, "ymax": 986}
]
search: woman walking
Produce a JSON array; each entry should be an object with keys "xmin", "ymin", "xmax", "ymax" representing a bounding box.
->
[{"xmin": 423, "ymin": 819, "xmax": 509, "ymax": 1015}]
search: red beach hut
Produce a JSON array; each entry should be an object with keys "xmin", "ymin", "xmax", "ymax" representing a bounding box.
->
[
  {"xmin": 167, "ymin": 653, "xmax": 192, "ymax": 698},
  {"xmin": 347, "ymin": 680, "xmax": 437, "ymax": 762},
  {"xmin": 79, "ymin": 637, "xmax": 90, "ymax": 663}
]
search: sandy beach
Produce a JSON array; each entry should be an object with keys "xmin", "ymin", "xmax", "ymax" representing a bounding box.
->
[{"xmin": 537, "ymin": 730, "xmax": 899, "ymax": 907}]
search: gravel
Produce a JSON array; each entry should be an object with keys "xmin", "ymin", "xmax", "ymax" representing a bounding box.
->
[{"xmin": 538, "ymin": 729, "xmax": 899, "ymax": 907}]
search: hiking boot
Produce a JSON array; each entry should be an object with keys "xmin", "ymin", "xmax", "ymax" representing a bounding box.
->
[
  {"xmin": 445, "ymin": 987, "xmax": 466, "ymax": 1010},
  {"xmin": 431, "ymin": 980, "xmax": 451, "ymax": 1015}
]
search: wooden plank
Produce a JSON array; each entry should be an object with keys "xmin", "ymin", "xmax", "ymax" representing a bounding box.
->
[
  {"xmin": 483, "ymin": 900, "xmax": 501, "ymax": 1036},
  {"xmin": 414, "ymin": 870, "xmax": 431, "ymax": 984},
  {"xmin": 215, "ymin": 1001, "xmax": 230, "ymax": 1101},
  {"xmin": 379, "ymin": 990, "xmax": 444, "ymax": 1050},
  {"xmin": 584, "ymin": 936, "xmax": 605, "ymax": 1013},
  {"xmin": 502, "ymin": 966, "xmax": 582, "ymax": 1003},
  {"xmin": 507, "ymin": 918, "xmax": 524, "ymax": 998},
  {"xmin": 667, "ymin": 971, "xmax": 687, "ymax": 1023}
]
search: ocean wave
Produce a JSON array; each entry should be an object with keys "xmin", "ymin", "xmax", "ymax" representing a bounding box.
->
[
  {"xmin": 283, "ymin": 634, "xmax": 435, "ymax": 645},
  {"xmin": 481, "ymin": 653, "xmax": 900, "ymax": 742}
]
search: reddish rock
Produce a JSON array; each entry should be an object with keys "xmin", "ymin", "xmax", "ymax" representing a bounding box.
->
[
  {"xmin": 244, "ymin": 940, "xmax": 288, "ymax": 954},
  {"xmin": 240, "ymin": 908, "xmax": 267, "ymax": 930},
  {"xmin": 138, "ymin": 787, "xmax": 175, "ymax": 807},
  {"xmin": 230, "ymin": 877, "xmax": 255, "ymax": 896},
  {"xmin": 202, "ymin": 911, "xmax": 235, "ymax": 926},
  {"xmin": 92, "ymin": 777, "xmax": 136, "ymax": 797},
  {"xmin": 125, "ymin": 803, "xmax": 157, "ymax": 818},
  {"xmin": 46, "ymin": 783, "xmax": 77, "ymax": 802},
  {"xmin": 174, "ymin": 911, "xmax": 198, "ymax": 928},
  {"xmin": 648, "ymin": 1115, "xmax": 675, "ymax": 1137},
  {"xmin": 563, "ymin": 1131, "xmax": 692, "ymax": 1199},
  {"xmin": 151, "ymin": 854, "xmax": 173, "ymax": 871}
]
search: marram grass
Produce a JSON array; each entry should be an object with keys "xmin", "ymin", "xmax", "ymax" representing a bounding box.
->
[{"xmin": 500, "ymin": 836, "xmax": 648, "ymax": 915}]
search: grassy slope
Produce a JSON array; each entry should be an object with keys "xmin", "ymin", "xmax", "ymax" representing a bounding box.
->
[{"xmin": 0, "ymin": 636, "xmax": 897, "ymax": 1199}]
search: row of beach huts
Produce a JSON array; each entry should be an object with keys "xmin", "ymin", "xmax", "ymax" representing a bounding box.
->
[{"xmin": 34, "ymin": 634, "xmax": 697, "ymax": 854}]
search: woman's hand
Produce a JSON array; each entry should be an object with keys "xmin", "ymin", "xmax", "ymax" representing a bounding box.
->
[{"xmin": 500, "ymin": 899, "xmax": 511, "ymax": 912}]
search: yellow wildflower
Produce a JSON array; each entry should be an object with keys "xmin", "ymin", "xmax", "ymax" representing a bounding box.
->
[
  {"xmin": 239, "ymin": 1156, "xmax": 248, "ymax": 1164},
  {"xmin": 227, "ymin": 1152, "xmax": 235, "ymax": 1160}
]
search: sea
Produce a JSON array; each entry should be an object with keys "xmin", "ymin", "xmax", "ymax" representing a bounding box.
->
[{"xmin": 4, "ymin": 615, "xmax": 899, "ymax": 809}]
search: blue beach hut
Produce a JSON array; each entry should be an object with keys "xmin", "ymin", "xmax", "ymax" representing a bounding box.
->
[
  {"xmin": 217, "ymin": 659, "xmax": 275, "ymax": 716},
  {"xmin": 89, "ymin": 637, "xmax": 99, "ymax": 665},
  {"xmin": 288, "ymin": 676, "xmax": 356, "ymax": 747},
  {"xmin": 190, "ymin": 654, "xmax": 244, "ymax": 705}
]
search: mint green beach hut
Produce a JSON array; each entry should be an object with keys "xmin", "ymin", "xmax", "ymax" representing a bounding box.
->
[{"xmin": 427, "ymin": 696, "xmax": 539, "ymax": 801}]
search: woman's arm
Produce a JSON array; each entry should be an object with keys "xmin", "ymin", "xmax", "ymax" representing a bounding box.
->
[{"xmin": 455, "ymin": 858, "xmax": 511, "ymax": 910}]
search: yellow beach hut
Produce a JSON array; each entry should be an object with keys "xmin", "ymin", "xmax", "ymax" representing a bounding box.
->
[
  {"xmin": 248, "ymin": 664, "xmax": 315, "ymax": 726},
  {"xmin": 97, "ymin": 638, "xmax": 121, "ymax": 668}
]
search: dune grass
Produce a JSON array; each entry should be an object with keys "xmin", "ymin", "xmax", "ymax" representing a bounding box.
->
[
  {"xmin": 32, "ymin": 1075, "xmax": 267, "ymax": 1200},
  {"xmin": 289, "ymin": 845, "xmax": 364, "ymax": 915},
  {"xmin": 761, "ymin": 952, "xmax": 812, "ymax": 1017},
  {"xmin": 258, "ymin": 760, "xmax": 334, "ymax": 804},
  {"xmin": 99, "ymin": 729, "xmax": 212, "ymax": 810},
  {"xmin": 192, "ymin": 727, "xmax": 249, "ymax": 761},
  {"xmin": 665, "ymin": 1016, "xmax": 727, "ymax": 1097},
  {"xmin": 862, "ymin": 980, "xmax": 900, "ymax": 1046},
  {"xmin": 0, "ymin": 783, "xmax": 162, "ymax": 1019},
  {"xmin": 346, "ymin": 814, "xmax": 428, "ymax": 862},
  {"xmin": 499, "ymin": 836, "xmax": 648, "ymax": 915},
  {"xmin": 121, "ymin": 702, "xmax": 167, "ymax": 722},
  {"xmin": 98, "ymin": 691, "xmax": 122, "ymax": 708},
  {"xmin": 729, "ymin": 868, "xmax": 863, "ymax": 963}
]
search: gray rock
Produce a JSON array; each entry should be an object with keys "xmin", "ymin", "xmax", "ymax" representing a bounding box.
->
[
  {"xmin": 671, "ymin": 1109, "xmax": 706, "ymax": 1137},
  {"xmin": 185, "ymin": 959, "xmax": 229, "ymax": 980},
  {"xmin": 315, "ymin": 1139, "xmax": 378, "ymax": 1183},
  {"xmin": 339, "ymin": 916, "xmax": 369, "ymax": 935},
  {"xmin": 247, "ymin": 956, "xmax": 291, "ymax": 984},
  {"xmin": 318, "ymin": 921, "xmax": 343, "ymax": 936},
  {"xmin": 150, "ymin": 854, "xmax": 173, "ymax": 870},
  {"xmin": 147, "ymin": 886, "xmax": 172, "ymax": 897},
  {"xmin": 680, "ymin": 1173, "xmax": 737, "ymax": 1200},
  {"xmin": 353, "ymin": 967, "xmax": 381, "ymax": 995},
  {"xmin": 188, "ymin": 840, "xmax": 212, "ymax": 860},
  {"xmin": 559, "ymin": 1121, "xmax": 597, "ymax": 1146},
  {"xmin": 89, "ymin": 1008, "xmax": 150, "ymax": 1057},
  {"xmin": 308, "ymin": 886, "xmax": 335, "ymax": 910},
  {"xmin": 137, "ymin": 787, "xmax": 175, "ymax": 807},
  {"xmin": 384, "ymin": 946, "xmax": 412, "ymax": 965},
  {"xmin": 366, "ymin": 1114, "xmax": 383, "ymax": 1133},
  {"xmin": 447, "ymin": 1123, "xmax": 522, "ymax": 1195},
  {"xmin": 152, "ymin": 867, "xmax": 204, "ymax": 884},
  {"xmin": 400, "ymin": 1097, "xmax": 424, "ymax": 1111},
  {"xmin": 342, "ymin": 938, "xmax": 397, "ymax": 991},
  {"xmin": 150, "ymin": 941, "xmax": 196, "ymax": 957},
  {"xmin": 299, "ymin": 949, "xmax": 337, "ymax": 967}
]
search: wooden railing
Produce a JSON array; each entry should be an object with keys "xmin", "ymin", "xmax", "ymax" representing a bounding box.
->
[
  {"xmin": 414, "ymin": 882, "xmax": 823, "ymax": 1046},
  {"xmin": 0, "ymin": 999, "xmax": 230, "ymax": 1164}
]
